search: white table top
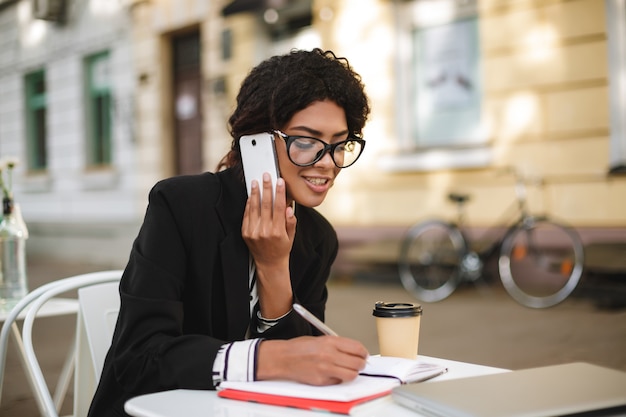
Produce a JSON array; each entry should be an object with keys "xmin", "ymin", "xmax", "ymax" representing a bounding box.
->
[
  {"xmin": 125, "ymin": 356, "xmax": 508, "ymax": 417},
  {"xmin": 0, "ymin": 298, "xmax": 79, "ymax": 322}
]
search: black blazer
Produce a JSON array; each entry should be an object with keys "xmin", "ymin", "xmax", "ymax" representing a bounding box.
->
[{"xmin": 88, "ymin": 168, "xmax": 338, "ymax": 417}]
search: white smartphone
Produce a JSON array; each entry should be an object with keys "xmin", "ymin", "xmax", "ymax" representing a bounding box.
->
[{"xmin": 239, "ymin": 132, "xmax": 280, "ymax": 202}]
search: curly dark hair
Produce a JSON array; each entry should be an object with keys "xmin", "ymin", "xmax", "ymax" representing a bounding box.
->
[{"xmin": 216, "ymin": 48, "xmax": 370, "ymax": 172}]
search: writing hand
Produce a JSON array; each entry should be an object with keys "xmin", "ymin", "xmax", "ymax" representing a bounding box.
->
[{"xmin": 256, "ymin": 336, "xmax": 369, "ymax": 386}]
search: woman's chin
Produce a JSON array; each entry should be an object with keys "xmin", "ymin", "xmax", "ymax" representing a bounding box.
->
[{"xmin": 294, "ymin": 193, "xmax": 327, "ymax": 208}]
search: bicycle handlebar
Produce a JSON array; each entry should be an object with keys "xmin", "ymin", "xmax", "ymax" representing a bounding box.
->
[
  {"xmin": 447, "ymin": 167, "xmax": 545, "ymax": 222},
  {"xmin": 498, "ymin": 166, "xmax": 545, "ymax": 216}
]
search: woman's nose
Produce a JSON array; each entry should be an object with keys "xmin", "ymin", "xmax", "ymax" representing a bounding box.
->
[{"xmin": 313, "ymin": 149, "xmax": 336, "ymax": 168}]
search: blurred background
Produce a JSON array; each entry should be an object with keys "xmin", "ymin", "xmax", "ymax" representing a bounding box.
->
[
  {"xmin": 1, "ymin": 0, "xmax": 626, "ymax": 414},
  {"xmin": 0, "ymin": 0, "xmax": 624, "ymax": 267}
]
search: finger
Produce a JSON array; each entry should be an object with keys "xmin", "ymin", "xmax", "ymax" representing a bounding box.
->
[
  {"xmin": 335, "ymin": 351, "xmax": 368, "ymax": 373},
  {"xmin": 327, "ymin": 356, "xmax": 363, "ymax": 383},
  {"xmin": 285, "ymin": 204, "xmax": 297, "ymax": 241},
  {"xmin": 261, "ymin": 172, "xmax": 274, "ymax": 220},
  {"xmin": 335, "ymin": 337, "xmax": 369, "ymax": 359},
  {"xmin": 332, "ymin": 343, "xmax": 368, "ymax": 371},
  {"xmin": 249, "ymin": 179, "xmax": 262, "ymax": 216},
  {"xmin": 315, "ymin": 337, "xmax": 368, "ymax": 380},
  {"xmin": 243, "ymin": 180, "xmax": 261, "ymax": 235},
  {"xmin": 273, "ymin": 177, "xmax": 287, "ymax": 221}
]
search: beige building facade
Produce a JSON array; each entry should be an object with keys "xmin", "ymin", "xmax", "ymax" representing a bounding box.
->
[{"xmin": 130, "ymin": 0, "xmax": 625, "ymax": 243}]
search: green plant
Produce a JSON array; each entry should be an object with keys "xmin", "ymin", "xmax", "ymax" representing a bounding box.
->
[{"xmin": 0, "ymin": 157, "xmax": 18, "ymax": 202}]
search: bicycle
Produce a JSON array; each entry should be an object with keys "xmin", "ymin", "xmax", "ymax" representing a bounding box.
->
[{"xmin": 397, "ymin": 169, "xmax": 585, "ymax": 308}]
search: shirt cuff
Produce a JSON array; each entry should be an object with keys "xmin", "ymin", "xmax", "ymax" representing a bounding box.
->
[
  {"xmin": 256, "ymin": 308, "xmax": 291, "ymax": 333},
  {"xmin": 212, "ymin": 339, "xmax": 263, "ymax": 386}
]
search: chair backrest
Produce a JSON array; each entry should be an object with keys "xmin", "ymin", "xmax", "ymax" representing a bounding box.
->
[
  {"xmin": 20, "ymin": 270, "xmax": 123, "ymax": 417},
  {"xmin": 72, "ymin": 281, "xmax": 121, "ymax": 417},
  {"xmin": 77, "ymin": 282, "xmax": 120, "ymax": 381}
]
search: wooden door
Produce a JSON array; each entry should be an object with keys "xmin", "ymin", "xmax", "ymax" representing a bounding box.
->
[{"xmin": 172, "ymin": 32, "xmax": 203, "ymax": 175}]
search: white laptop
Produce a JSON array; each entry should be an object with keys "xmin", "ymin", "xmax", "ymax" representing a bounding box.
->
[{"xmin": 392, "ymin": 362, "xmax": 626, "ymax": 417}]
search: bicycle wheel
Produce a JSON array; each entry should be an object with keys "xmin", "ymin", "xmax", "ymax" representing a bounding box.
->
[
  {"xmin": 398, "ymin": 220, "xmax": 468, "ymax": 302},
  {"xmin": 499, "ymin": 218, "xmax": 584, "ymax": 308}
]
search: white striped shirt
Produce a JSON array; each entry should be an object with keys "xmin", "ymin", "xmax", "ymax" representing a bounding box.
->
[{"xmin": 211, "ymin": 257, "xmax": 290, "ymax": 386}]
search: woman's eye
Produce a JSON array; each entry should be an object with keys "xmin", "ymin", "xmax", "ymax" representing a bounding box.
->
[{"xmin": 293, "ymin": 138, "xmax": 319, "ymax": 151}]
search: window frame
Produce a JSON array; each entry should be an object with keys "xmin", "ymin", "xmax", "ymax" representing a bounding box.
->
[
  {"xmin": 383, "ymin": 0, "xmax": 490, "ymax": 173},
  {"xmin": 606, "ymin": 0, "xmax": 626, "ymax": 174},
  {"xmin": 84, "ymin": 50, "xmax": 113, "ymax": 168},
  {"xmin": 24, "ymin": 69, "xmax": 48, "ymax": 172}
]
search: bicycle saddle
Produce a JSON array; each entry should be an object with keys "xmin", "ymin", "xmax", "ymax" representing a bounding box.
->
[{"xmin": 448, "ymin": 193, "xmax": 470, "ymax": 204}]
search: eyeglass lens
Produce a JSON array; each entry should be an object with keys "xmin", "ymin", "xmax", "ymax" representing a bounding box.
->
[{"xmin": 289, "ymin": 137, "xmax": 363, "ymax": 168}]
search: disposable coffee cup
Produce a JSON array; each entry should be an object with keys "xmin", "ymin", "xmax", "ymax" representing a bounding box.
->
[{"xmin": 372, "ymin": 301, "xmax": 422, "ymax": 359}]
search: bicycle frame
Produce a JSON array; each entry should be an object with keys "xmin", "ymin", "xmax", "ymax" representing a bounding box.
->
[{"xmin": 454, "ymin": 171, "xmax": 544, "ymax": 263}]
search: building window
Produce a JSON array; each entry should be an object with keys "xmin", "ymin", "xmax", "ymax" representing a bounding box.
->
[
  {"xmin": 606, "ymin": 0, "xmax": 626, "ymax": 174},
  {"xmin": 412, "ymin": 17, "xmax": 482, "ymax": 148},
  {"xmin": 85, "ymin": 51, "xmax": 112, "ymax": 167},
  {"xmin": 221, "ymin": 28, "xmax": 232, "ymax": 61},
  {"xmin": 382, "ymin": 0, "xmax": 488, "ymax": 172},
  {"xmin": 24, "ymin": 70, "xmax": 48, "ymax": 172}
]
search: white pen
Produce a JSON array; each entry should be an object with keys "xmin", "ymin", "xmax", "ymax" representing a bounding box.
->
[{"xmin": 292, "ymin": 303, "xmax": 339, "ymax": 336}]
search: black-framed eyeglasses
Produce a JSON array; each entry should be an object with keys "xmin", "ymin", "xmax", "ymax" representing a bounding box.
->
[{"xmin": 273, "ymin": 130, "xmax": 366, "ymax": 168}]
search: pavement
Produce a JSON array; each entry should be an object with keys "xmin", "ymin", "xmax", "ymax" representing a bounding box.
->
[{"xmin": 1, "ymin": 251, "xmax": 625, "ymax": 417}]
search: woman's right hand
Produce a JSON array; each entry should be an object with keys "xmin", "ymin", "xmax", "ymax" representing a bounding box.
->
[
  {"xmin": 242, "ymin": 174, "xmax": 297, "ymax": 319},
  {"xmin": 255, "ymin": 336, "xmax": 369, "ymax": 386}
]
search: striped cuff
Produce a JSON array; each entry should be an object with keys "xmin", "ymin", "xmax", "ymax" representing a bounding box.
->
[
  {"xmin": 212, "ymin": 338, "xmax": 263, "ymax": 386},
  {"xmin": 256, "ymin": 308, "xmax": 291, "ymax": 333}
]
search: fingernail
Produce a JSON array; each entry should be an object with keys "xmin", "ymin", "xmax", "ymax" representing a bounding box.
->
[{"xmin": 263, "ymin": 172, "xmax": 270, "ymax": 181}]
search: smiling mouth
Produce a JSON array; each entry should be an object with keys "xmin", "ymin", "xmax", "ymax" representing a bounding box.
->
[{"xmin": 305, "ymin": 177, "xmax": 328, "ymax": 186}]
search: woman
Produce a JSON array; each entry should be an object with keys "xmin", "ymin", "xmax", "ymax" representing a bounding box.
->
[{"xmin": 88, "ymin": 48, "xmax": 371, "ymax": 416}]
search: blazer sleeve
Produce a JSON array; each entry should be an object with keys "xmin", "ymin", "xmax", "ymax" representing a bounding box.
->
[{"xmin": 109, "ymin": 176, "xmax": 226, "ymax": 394}]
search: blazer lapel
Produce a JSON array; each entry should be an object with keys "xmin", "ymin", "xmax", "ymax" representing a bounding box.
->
[
  {"xmin": 289, "ymin": 217, "xmax": 321, "ymax": 290},
  {"xmin": 219, "ymin": 235, "xmax": 250, "ymax": 340},
  {"xmin": 216, "ymin": 170, "xmax": 251, "ymax": 340}
]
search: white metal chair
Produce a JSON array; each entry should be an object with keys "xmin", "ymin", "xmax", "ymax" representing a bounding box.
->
[
  {"xmin": 72, "ymin": 281, "xmax": 121, "ymax": 416},
  {"xmin": 15, "ymin": 270, "xmax": 122, "ymax": 417},
  {"xmin": 0, "ymin": 280, "xmax": 79, "ymax": 411}
]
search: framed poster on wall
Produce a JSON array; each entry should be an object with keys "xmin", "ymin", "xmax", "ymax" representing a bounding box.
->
[{"xmin": 413, "ymin": 18, "xmax": 483, "ymax": 147}]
